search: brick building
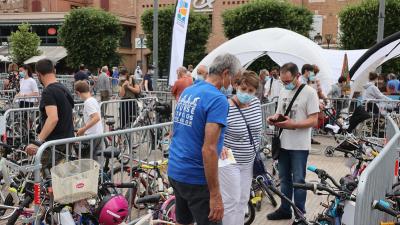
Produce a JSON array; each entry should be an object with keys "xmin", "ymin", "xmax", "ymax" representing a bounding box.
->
[
  {"xmin": 0, "ymin": 0, "xmax": 138, "ymax": 71},
  {"xmin": 0, "ymin": 0, "xmax": 360, "ymax": 72}
]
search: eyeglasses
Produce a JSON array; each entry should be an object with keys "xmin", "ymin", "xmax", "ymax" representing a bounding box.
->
[{"xmin": 282, "ymin": 77, "xmax": 296, "ymax": 85}]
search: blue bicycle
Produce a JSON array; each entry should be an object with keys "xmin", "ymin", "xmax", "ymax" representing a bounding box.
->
[{"xmin": 294, "ymin": 165, "xmax": 357, "ymax": 225}]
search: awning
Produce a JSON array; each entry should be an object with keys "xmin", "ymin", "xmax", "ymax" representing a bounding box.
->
[{"xmin": 24, "ymin": 46, "xmax": 67, "ymax": 64}]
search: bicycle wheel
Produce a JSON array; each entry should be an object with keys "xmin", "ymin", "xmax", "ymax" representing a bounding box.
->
[
  {"xmin": 7, "ymin": 195, "xmax": 32, "ymax": 225},
  {"xmin": 116, "ymin": 134, "xmax": 131, "ymax": 165},
  {"xmin": 160, "ymin": 198, "xmax": 176, "ymax": 222},
  {"xmin": 258, "ymin": 179, "xmax": 278, "ymax": 208},
  {"xmin": 110, "ymin": 166, "xmax": 145, "ymax": 209},
  {"xmin": 0, "ymin": 194, "xmax": 14, "ymax": 216},
  {"xmin": 244, "ymin": 200, "xmax": 255, "ymax": 225}
]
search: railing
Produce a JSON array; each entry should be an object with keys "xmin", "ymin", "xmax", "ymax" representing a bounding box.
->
[
  {"xmin": 32, "ymin": 122, "xmax": 173, "ymax": 222},
  {"xmin": 0, "ymin": 103, "xmax": 85, "ymax": 146},
  {"xmin": 354, "ymin": 115, "xmax": 400, "ymax": 225}
]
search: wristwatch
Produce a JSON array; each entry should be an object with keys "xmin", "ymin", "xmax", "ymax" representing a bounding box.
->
[{"xmin": 32, "ymin": 138, "xmax": 44, "ymax": 147}]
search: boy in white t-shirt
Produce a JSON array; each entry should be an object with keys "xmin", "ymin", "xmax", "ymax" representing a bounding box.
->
[{"xmin": 75, "ymin": 81, "xmax": 104, "ymax": 159}]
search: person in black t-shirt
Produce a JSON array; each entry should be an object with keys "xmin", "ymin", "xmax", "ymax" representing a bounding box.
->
[
  {"xmin": 26, "ymin": 59, "xmax": 74, "ymax": 166},
  {"xmin": 74, "ymin": 64, "xmax": 89, "ymax": 81},
  {"xmin": 143, "ymin": 65, "xmax": 154, "ymax": 92}
]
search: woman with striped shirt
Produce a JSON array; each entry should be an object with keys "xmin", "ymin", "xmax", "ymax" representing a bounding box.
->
[{"xmin": 219, "ymin": 71, "xmax": 262, "ymax": 225}]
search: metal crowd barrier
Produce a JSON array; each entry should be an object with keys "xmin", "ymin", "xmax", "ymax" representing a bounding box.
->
[
  {"xmin": 1, "ymin": 103, "xmax": 85, "ymax": 146},
  {"xmin": 99, "ymin": 97, "xmax": 158, "ymax": 131},
  {"xmin": 259, "ymin": 102, "xmax": 277, "ymax": 151},
  {"xmin": 1, "ymin": 107, "xmax": 40, "ymax": 146},
  {"xmin": 354, "ymin": 115, "xmax": 400, "ymax": 225},
  {"xmin": 32, "ymin": 122, "xmax": 173, "ymax": 222},
  {"xmin": 146, "ymin": 91, "xmax": 174, "ymax": 103},
  {"xmin": 136, "ymin": 78, "xmax": 170, "ymax": 92}
]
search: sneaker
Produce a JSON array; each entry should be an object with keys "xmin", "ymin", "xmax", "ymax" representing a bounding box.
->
[
  {"xmin": 266, "ymin": 209, "xmax": 292, "ymax": 220},
  {"xmin": 311, "ymin": 138, "xmax": 321, "ymax": 145}
]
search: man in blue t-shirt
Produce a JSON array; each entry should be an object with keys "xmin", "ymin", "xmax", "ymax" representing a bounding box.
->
[{"xmin": 168, "ymin": 53, "xmax": 241, "ymax": 225}]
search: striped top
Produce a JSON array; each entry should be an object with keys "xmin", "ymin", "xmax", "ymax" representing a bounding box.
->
[{"xmin": 224, "ymin": 97, "xmax": 262, "ymax": 164}]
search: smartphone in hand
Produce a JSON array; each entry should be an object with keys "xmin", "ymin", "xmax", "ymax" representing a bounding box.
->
[{"xmin": 270, "ymin": 114, "xmax": 287, "ymax": 123}]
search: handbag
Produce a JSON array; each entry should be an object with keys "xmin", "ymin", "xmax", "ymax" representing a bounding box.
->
[
  {"xmin": 232, "ymin": 100, "xmax": 266, "ymax": 176},
  {"xmin": 271, "ymin": 84, "xmax": 306, "ymax": 160}
]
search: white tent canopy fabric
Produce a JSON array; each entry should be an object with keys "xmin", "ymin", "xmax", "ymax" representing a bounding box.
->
[
  {"xmin": 192, "ymin": 28, "xmax": 365, "ymax": 95},
  {"xmin": 24, "ymin": 46, "xmax": 67, "ymax": 64},
  {"xmin": 350, "ymin": 33, "xmax": 400, "ymax": 93},
  {"xmin": 321, "ymin": 49, "xmax": 367, "ymax": 83}
]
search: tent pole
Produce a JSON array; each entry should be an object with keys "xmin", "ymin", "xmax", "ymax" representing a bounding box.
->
[{"xmin": 376, "ymin": 0, "xmax": 385, "ymax": 73}]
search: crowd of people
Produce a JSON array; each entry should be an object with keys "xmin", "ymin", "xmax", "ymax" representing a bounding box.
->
[{"xmin": 2, "ymin": 53, "xmax": 399, "ymax": 225}]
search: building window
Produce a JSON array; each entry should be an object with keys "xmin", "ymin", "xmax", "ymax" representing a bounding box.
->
[{"xmin": 120, "ymin": 26, "xmax": 132, "ymax": 49}]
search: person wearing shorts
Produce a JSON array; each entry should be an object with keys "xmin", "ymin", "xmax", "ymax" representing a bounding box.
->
[{"xmin": 168, "ymin": 53, "xmax": 241, "ymax": 225}]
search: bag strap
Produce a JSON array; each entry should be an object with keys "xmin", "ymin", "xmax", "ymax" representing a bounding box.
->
[
  {"xmin": 232, "ymin": 99, "xmax": 257, "ymax": 153},
  {"xmin": 268, "ymin": 78, "xmax": 273, "ymax": 95},
  {"xmin": 277, "ymin": 84, "xmax": 306, "ymax": 137}
]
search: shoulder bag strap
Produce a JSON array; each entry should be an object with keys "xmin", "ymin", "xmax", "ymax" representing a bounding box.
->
[
  {"xmin": 232, "ymin": 99, "xmax": 257, "ymax": 153},
  {"xmin": 268, "ymin": 78, "xmax": 273, "ymax": 95},
  {"xmin": 277, "ymin": 84, "xmax": 306, "ymax": 137}
]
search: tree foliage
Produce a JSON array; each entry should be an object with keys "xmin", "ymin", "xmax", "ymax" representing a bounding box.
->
[
  {"xmin": 9, "ymin": 23, "xmax": 41, "ymax": 64},
  {"xmin": 222, "ymin": 0, "xmax": 313, "ymax": 72},
  {"xmin": 141, "ymin": 6, "xmax": 211, "ymax": 77},
  {"xmin": 59, "ymin": 7, "xmax": 123, "ymax": 70},
  {"xmin": 222, "ymin": 0, "xmax": 313, "ymax": 39},
  {"xmin": 339, "ymin": 0, "xmax": 400, "ymax": 73}
]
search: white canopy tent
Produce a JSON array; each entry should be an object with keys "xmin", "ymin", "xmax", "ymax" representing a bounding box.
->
[
  {"xmin": 321, "ymin": 49, "xmax": 367, "ymax": 82},
  {"xmin": 350, "ymin": 32, "xmax": 400, "ymax": 94},
  {"xmin": 24, "ymin": 46, "xmax": 67, "ymax": 64},
  {"xmin": 192, "ymin": 28, "xmax": 365, "ymax": 94}
]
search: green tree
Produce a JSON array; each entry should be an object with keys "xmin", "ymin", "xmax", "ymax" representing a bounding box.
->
[
  {"xmin": 339, "ymin": 0, "xmax": 400, "ymax": 73},
  {"xmin": 9, "ymin": 23, "xmax": 41, "ymax": 64},
  {"xmin": 59, "ymin": 7, "xmax": 123, "ymax": 70},
  {"xmin": 222, "ymin": 0, "xmax": 313, "ymax": 72},
  {"xmin": 141, "ymin": 6, "xmax": 211, "ymax": 77}
]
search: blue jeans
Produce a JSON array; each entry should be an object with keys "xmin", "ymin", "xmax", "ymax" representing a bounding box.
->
[{"xmin": 278, "ymin": 149, "xmax": 309, "ymax": 214}]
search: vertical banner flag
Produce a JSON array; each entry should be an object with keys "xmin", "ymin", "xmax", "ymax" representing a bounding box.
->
[{"xmin": 169, "ymin": 0, "xmax": 191, "ymax": 86}]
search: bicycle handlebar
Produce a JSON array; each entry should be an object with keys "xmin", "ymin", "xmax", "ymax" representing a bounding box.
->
[
  {"xmin": 372, "ymin": 200, "xmax": 400, "ymax": 218},
  {"xmin": 307, "ymin": 165, "xmax": 341, "ymax": 188},
  {"xmin": 103, "ymin": 182, "xmax": 136, "ymax": 189},
  {"xmin": 293, "ymin": 182, "xmax": 356, "ymax": 201}
]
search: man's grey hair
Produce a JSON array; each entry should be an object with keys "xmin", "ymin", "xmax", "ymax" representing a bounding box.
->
[
  {"xmin": 101, "ymin": 66, "xmax": 108, "ymax": 73},
  {"xmin": 209, "ymin": 53, "xmax": 241, "ymax": 77}
]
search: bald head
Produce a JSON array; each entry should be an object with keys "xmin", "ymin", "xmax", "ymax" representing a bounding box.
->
[
  {"xmin": 177, "ymin": 66, "xmax": 188, "ymax": 79},
  {"xmin": 197, "ymin": 65, "xmax": 208, "ymax": 76}
]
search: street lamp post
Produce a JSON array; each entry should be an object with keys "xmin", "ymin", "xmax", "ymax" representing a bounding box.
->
[
  {"xmin": 153, "ymin": 0, "xmax": 159, "ymax": 90},
  {"xmin": 325, "ymin": 34, "xmax": 333, "ymax": 49},
  {"xmin": 139, "ymin": 34, "xmax": 145, "ymax": 70}
]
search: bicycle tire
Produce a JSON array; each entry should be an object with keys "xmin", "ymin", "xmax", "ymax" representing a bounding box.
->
[
  {"xmin": 244, "ymin": 200, "xmax": 255, "ymax": 225},
  {"xmin": 0, "ymin": 194, "xmax": 14, "ymax": 216},
  {"xmin": 259, "ymin": 180, "xmax": 278, "ymax": 208},
  {"xmin": 160, "ymin": 198, "xmax": 176, "ymax": 222},
  {"xmin": 6, "ymin": 195, "xmax": 32, "ymax": 225}
]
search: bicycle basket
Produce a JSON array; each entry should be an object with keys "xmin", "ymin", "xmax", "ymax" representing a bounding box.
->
[{"xmin": 51, "ymin": 159, "xmax": 99, "ymax": 204}]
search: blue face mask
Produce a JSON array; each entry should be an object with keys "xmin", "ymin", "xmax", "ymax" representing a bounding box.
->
[
  {"xmin": 265, "ymin": 76, "xmax": 270, "ymax": 82},
  {"xmin": 197, "ymin": 75, "xmax": 204, "ymax": 81},
  {"xmin": 19, "ymin": 72, "xmax": 25, "ymax": 78},
  {"xmin": 220, "ymin": 85, "xmax": 233, "ymax": 96},
  {"xmin": 309, "ymin": 72, "xmax": 316, "ymax": 81},
  {"xmin": 284, "ymin": 78, "xmax": 297, "ymax": 90},
  {"xmin": 237, "ymin": 90, "xmax": 254, "ymax": 104}
]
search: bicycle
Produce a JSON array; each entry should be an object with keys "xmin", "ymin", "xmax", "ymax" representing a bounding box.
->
[{"xmin": 293, "ymin": 165, "xmax": 357, "ymax": 225}]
